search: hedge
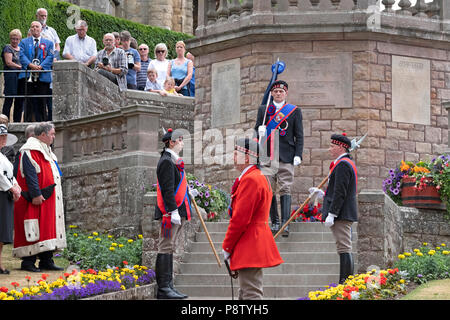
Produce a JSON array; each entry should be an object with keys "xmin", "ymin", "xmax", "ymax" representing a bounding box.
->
[{"xmin": 0, "ymin": 0, "xmax": 193, "ymax": 68}]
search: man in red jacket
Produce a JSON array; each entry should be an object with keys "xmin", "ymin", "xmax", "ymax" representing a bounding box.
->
[{"xmin": 222, "ymin": 137, "xmax": 283, "ymax": 300}]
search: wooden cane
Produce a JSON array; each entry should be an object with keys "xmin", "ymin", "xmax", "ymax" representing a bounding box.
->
[
  {"xmin": 274, "ymin": 175, "xmax": 329, "ymax": 240},
  {"xmin": 190, "ymin": 194, "xmax": 222, "ymax": 268}
]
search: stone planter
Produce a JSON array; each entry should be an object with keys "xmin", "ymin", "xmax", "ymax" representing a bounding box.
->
[{"xmin": 401, "ymin": 176, "xmax": 445, "ymax": 210}]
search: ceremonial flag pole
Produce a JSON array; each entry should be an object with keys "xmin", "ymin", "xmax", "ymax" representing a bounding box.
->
[{"xmin": 190, "ymin": 194, "xmax": 222, "ymax": 268}]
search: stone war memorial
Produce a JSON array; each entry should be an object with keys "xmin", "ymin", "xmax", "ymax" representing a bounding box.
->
[{"xmin": 5, "ymin": 0, "xmax": 450, "ymax": 300}]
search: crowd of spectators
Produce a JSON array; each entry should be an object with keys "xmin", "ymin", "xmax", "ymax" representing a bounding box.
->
[{"xmin": 1, "ymin": 7, "xmax": 196, "ymax": 123}]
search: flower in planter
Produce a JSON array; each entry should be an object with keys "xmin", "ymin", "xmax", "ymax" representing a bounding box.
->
[
  {"xmin": 383, "ymin": 154, "xmax": 450, "ymax": 219},
  {"xmin": 186, "ymin": 173, "xmax": 230, "ymax": 219}
]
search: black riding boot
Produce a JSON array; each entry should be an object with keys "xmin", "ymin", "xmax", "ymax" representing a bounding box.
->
[
  {"xmin": 155, "ymin": 253, "xmax": 184, "ymax": 299},
  {"xmin": 169, "ymin": 253, "xmax": 188, "ymax": 299},
  {"xmin": 269, "ymin": 194, "xmax": 280, "ymax": 234},
  {"xmin": 339, "ymin": 253, "xmax": 354, "ymax": 284},
  {"xmin": 280, "ymin": 194, "xmax": 291, "ymax": 237}
]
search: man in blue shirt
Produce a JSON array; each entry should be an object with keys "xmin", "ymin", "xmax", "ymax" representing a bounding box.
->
[{"xmin": 120, "ymin": 31, "xmax": 140, "ymax": 90}]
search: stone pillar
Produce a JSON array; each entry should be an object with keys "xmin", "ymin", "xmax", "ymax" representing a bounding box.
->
[
  {"xmin": 357, "ymin": 190, "xmax": 403, "ymax": 272},
  {"xmin": 444, "ymin": 101, "xmax": 450, "ymax": 153}
]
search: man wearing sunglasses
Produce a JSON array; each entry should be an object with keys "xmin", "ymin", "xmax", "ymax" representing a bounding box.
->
[{"xmin": 136, "ymin": 44, "xmax": 151, "ymax": 91}]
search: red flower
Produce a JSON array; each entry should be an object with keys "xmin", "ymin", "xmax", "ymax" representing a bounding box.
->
[
  {"xmin": 11, "ymin": 282, "xmax": 19, "ymax": 288},
  {"xmin": 0, "ymin": 286, "xmax": 8, "ymax": 293},
  {"xmin": 41, "ymin": 273, "xmax": 49, "ymax": 280},
  {"xmin": 123, "ymin": 261, "xmax": 128, "ymax": 265}
]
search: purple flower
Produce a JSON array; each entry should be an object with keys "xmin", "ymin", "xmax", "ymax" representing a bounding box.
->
[{"xmin": 392, "ymin": 188, "xmax": 400, "ymax": 195}]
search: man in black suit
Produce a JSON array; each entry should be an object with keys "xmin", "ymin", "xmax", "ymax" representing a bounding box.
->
[
  {"xmin": 154, "ymin": 128, "xmax": 191, "ymax": 299},
  {"xmin": 255, "ymin": 80, "xmax": 304, "ymax": 237},
  {"xmin": 321, "ymin": 133, "xmax": 358, "ymax": 284}
]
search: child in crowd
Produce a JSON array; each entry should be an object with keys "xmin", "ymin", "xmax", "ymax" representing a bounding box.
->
[
  {"xmin": 162, "ymin": 77, "xmax": 182, "ymax": 96},
  {"xmin": 145, "ymin": 68, "xmax": 163, "ymax": 94}
]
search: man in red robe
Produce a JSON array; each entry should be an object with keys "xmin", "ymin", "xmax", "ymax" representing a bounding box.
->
[
  {"xmin": 13, "ymin": 122, "xmax": 66, "ymax": 272},
  {"xmin": 222, "ymin": 137, "xmax": 283, "ymax": 300}
]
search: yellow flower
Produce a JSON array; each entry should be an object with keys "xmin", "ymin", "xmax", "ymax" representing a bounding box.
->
[
  {"xmin": 413, "ymin": 249, "xmax": 420, "ymax": 253},
  {"xmin": 442, "ymin": 243, "xmax": 446, "ymax": 247},
  {"xmin": 423, "ymin": 242, "xmax": 428, "ymax": 246},
  {"xmin": 119, "ymin": 244, "xmax": 124, "ymax": 248},
  {"xmin": 108, "ymin": 235, "xmax": 113, "ymax": 239},
  {"xmin": 428, "ymin": 250, "xmax": 435, "ymax": 256},
  {"xmin": 404, "ymin": 252, "xmax": 411, "ymax": 256},
  {"xmin": 88, "ymin": 236, "xmax": 93, "ymax": 239},
  {"xmin": 109, "ymin": 247, "xmax": 115, "ymax": 251},
  {"xmin": 138, "ymin": 234, "xmax": 143, "ymax": 239},
  {"xmin": 443, "ymin": 251, "xmax": 449, "ymax": 255},
  {"xmin": 73, "ymin": 233, "xmax": 78, "ymax": 237},
  {"xmin": 416, "ymin": 252, "xmax": 423, "ymax": 257},
  {"xmin": 95, "ymin": 238, "xmax": 101, "ymax": 241},
  {"xmin": 436, "ymin": 247, "xmax": 441, "ymax": 250},
  {"xmin": 111, "ymin": 242, "xmax": 118, "ymax": 247},
  {"xmin": 399, "ymin": 279, "xmax": 405, "ymax": 284},
  {"xmin": 121, "ymin": 285, "xmax": 126, "ymax": 290},
  {"xmin": 398, "ymin": 254, "xmax": 405, "ymax": 259},
  {"xmin": 128, "ymin": 239, "xmax": 134, "ymax": 243},
  {"xmin": 69, "ymin": 225, "xmax": 78, "ymax": 229}
]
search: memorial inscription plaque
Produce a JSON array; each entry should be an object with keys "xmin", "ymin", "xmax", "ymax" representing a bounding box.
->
[
  {"xmin": 276, "ymin": 52, "xmax": 353, "ymax": 108},
  {"xmin": 392, "ymin": 55, "xmax": 430, "ymax": 125},
  {"xmin": 211, "ymin": 58, "xmax": 241, "ymax": 128}
]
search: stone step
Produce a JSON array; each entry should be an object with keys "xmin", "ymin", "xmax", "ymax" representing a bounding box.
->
[
  {"xmin": 179, "ymin": 262, "xmax": 343, "ymax": 275},
  {"xmin": 174, "ymin": 284, "xmax": 327, "ymax": 299},
  {"xmin": 182, "ymin": 251, "xmax": 352, "ymax": 264},
  {"xmin": 195, "ymin": 231, "xmax": 357, "ymax": 243},
  {"xmin": 175, "ymin": 274, "xmax": 339, "ymax": 286},
  {"xmin": 188, "ymin": 241, "xmax": 357, "ymax": 253},
  {"xmin": 202, "ymin": 221, "xmax": 358, "ymax": 233}
]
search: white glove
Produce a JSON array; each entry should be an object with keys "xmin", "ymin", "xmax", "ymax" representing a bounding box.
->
[
  {"xmin": 293, "ymin": 156, "xmax": 302, "ymax": 166},
  {"xmin": 189, "ymin": 188, "xmax": 199, "ymax": 198},
  {"xmin": 324, "ymin": 213, "xmax": 337, "ymax": 228},
  {"xmin": 258, "ymin": 125, "xmax": 266, "ymax": 138},
  {"xmin": 171, "ymin": 209, "xmax": 181, "ymax": 225},
  {"xmin": 222, "ymin": 249, "xmax": 230, "ymax": 262},
  {"xmin": 309, "ymin": 187, "xmax": 324, "ymax": 200}
]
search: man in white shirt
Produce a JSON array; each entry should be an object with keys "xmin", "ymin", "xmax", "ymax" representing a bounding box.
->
[
  {"xmin": 63, "ymin": 20, "xmax": 97, "ymax": 66},
  {"xmin": 36, "ymin": 8, "xmax": 60, "ymax": 60}
]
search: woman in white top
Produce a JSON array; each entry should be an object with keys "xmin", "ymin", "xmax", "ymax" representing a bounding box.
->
[
  {"xmin": 148, "ymin": 43, "xmax": 169, "ymax": 88},
  {"xmin": 167, "ymin": 41, "xmax": 193, "ymax": 97},
  {"xmin": 0, "ymin": 124, "xmax": 21, "ymax": 274}
]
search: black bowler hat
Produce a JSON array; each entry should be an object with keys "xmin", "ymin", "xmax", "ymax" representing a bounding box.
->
[
  {"xmin": 235, "ymin": 137, "xmax": 259, "ymax": 158},
  {"xmin": 331, "ymin": 132, "xmax": 351, "ymax": 151},
  {"xmin": 270, "ymin": 80, "xmax": 288, "ymax": 92}
]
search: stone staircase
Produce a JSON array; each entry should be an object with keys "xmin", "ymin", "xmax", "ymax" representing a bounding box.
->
[{"xmin": 174, "ymin": 221, "xmax": 358, "ymax": 300}]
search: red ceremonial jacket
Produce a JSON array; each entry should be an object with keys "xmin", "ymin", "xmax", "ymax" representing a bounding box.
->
[
  {"xmin": 13, "ymin": 145, "xmax": 66, "ymax": 258},
  {"xmin": 222, "ymin": 165, "xmax": 283, "ymax": 271}
]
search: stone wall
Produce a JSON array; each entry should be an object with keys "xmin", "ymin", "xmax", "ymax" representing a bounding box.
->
[
  {"xmin": 357, "ymin": 189, "xmax": 450, "ymax": 273},
  {"xmin": 63, "ymin": 0, "xmax": 195, "ymax": 34}
]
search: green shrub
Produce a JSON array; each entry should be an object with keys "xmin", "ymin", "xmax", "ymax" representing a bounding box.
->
[
  {"xmin": 0, "ymin": 0, "xmax": 193, "ymax": 68},
  {"xmin": 62, "ymin": 225, "xmax": 143, "ymax": 271}
]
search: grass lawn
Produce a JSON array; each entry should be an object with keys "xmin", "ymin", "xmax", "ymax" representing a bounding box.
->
[{"xmin": 401, "ymin": 279, "xmax": 450, "ymax": 300}]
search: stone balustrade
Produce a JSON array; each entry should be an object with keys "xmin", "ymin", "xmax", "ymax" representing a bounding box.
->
[{"xmin": 195, "ymin": 0, "xmax": 450, "ymax": 41}]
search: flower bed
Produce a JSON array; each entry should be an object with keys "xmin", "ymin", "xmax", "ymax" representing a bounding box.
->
[
  {"xmin": 0, "ymin": 265, "xmax": 155, "ymax": 300},
  {"xmin": 62, "ymin": 226, "xmax": 143, "ymax": 270},
  {"xmin": 299, "ymin": 241, "xmax": 449, "ymax": 300},
  {"xmin": 299, "ymin": 268, "xmax": 408, "ymax": 300},
  {"xmin": 291, "ymin": 203, "xmax": 323, "ymax": 222}
]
